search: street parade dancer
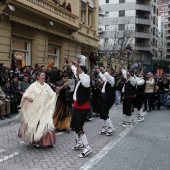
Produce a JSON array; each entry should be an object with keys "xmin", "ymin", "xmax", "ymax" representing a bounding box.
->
[
  {"xmin": 67, "ymin": 57, "xmax": 92, "ymax": 158},
  {"xmin": 18, "ymin": 71, "xmax": 58, "ymax": 148},
  {"xmin": 96, "ymin": 67, "xmax": 116, "ymax": 136},
  {"xmin": 119, "ymin": 67, "xmax": 137, "ymax": 126},
  {"xmin": 134, "ymin": 72, "xmax": 145, "ymax": 122}
]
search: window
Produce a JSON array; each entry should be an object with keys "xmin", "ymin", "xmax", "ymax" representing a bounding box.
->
[
  {"xmin": 165, "ymin": 18, "xmax": 168, "ymax": 22},
  {"xmin": 161, "ymin": 6, "xmax": 168, "ymax": 10},
  {"xmin": 165, "ymin": 12, "xmax": 168, "ymax": 16},
  {"xmin": 48, "ymin": 44, "xmax": 59, "ymax": 67},
  {"xmin": 12, "ymin": 36, "xmax": 31, "ymax": 67},
  {"xmin": 119, "ymin": 0, "xmax": 125, "ymax": 3},
  {"xmin": 105, "ymin": 38, "xmax": 108, "ymax": 43},
  {"xmin": 88, "ymin": 9, "xmax": 93, "ymax": 27},
  {"xmin": 105, "ymin": 25, "xmax": 109, "ymax": 30},
  {"xmin": 81, "ymin": 1, "xmax": 86, "ymax": 24},
  {"xmin": 119, "ymin": 10, "xmax": 125, "ymax": 17},
  {"xmin": 106, "ymin": 0, "xmax": 109, "ymax": 3},
  {"xmin": 118, "ymin": 24, "xmax": 125, "ymax": 30},
  {"xmin": 161, "ymin": 13, "xmax": 165, "ymax": 16},
  {"xmin": 105, "ymin": 12, "xmax": 109, "ymax": 17}
]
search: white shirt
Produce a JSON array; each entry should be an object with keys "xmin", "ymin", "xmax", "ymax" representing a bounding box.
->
[
  {"xmin": 71, "ymin": 65, "xmax": 90, "ymax": 100},
  {"xmin": 99, "ymin": 72, "xmax": 115, "ymax": 93}
]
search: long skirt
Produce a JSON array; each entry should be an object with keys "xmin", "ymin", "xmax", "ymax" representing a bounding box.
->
[
  {"xmin": 18, "ymin": 128, "xmax": 56, "ymax": 146},
  {"xmin": 53, "ymin": 94, "xmax": 72, "ymax": 130}
]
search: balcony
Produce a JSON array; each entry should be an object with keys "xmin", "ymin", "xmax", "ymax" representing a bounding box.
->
[
  {"xmin": 8, "ymin": 0, "xmax": 79, "ymax": 30},
  {"xmin": 136, "ymin": 17, "xmax": 150, "ymax": 25},
  {"xmin": 166, "ymin": 39, "xmax": 170, "ymax": 43},
  {"xmin": 136, "ymin": 44, "xmax": 151, "ymax": 52},
  {"xmin": 136, "ymin": 2, "xmax": 151, "ymax": 12},
  {"xmin": 167, "ymin": 46, "xmax": 170, "ymax": 49},
  {"xmin": 135, "ymin": 31, "xmax": 151, "ymax": 39}
]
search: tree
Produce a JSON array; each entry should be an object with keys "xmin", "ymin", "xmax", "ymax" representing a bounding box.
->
[
  {"xmin": 99, "ymin": 16, "xmax": 135, "ymax": 61},
  {"xmin": 152, "ymin": 60, "xmax": 170, "ymax": 73}
]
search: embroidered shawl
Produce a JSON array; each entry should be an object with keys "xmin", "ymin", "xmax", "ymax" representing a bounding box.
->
[{"xmin": 19, "ymin": 81, "xmax": 57, "ymax": 143}]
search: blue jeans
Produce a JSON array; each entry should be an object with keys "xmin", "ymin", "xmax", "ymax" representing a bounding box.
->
[{"xmin": 115, "ymin": 90, "xmax": 119, "ymax": 104}]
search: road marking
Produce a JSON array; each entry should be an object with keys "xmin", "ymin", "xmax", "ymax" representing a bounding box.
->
[
  {"xmin": 79, "ymin": 126, "xmax": 135, "ymax": 170},
  {"xmin": 0, "ymin": 152, "xmax": 19, "ymax": 163},
  {"xmin": 0, "ymin": 149, "xmax": 4, "ymax": 153},
  {"xmin": 56, "ymin": 132, "xmax": 64, "ymax": 136}
]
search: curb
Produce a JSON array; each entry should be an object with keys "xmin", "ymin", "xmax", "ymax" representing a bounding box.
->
[{"xmin": 0, "ymin": 113, "xmax": 19, "ymax": 128}]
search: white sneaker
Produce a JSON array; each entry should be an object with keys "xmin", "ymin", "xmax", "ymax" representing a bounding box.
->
[
  {"xmin": 136, "ymin": 117, "xmax": 144, "ymax": 122},
  {"xmin": 121, "ymin": 122, "xmax": 132, "ymax": 127},
  {"xmin": 79, "ymin": 146, "xmax": 92, "ymax": 158},
  {"xmin": 106, "ymin": 128, "xmax": 116, "ymax": 136},
  {"xmin": 99, "ymin": 126, "xmax": 107, "ymax": 135},
  {"xmin": 119, "ymin": 121, "xmax": 127, "ymax": 126},
  {"xmin": 72, "ymin": 139, "xmax": 83, "ymax": 150}
]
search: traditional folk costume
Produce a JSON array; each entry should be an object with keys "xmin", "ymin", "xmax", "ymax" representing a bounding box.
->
[
  {"xmin": 133, "ymin": 75, "xmax": 145, "ymax": 122},
  {"xmin": 53, "ymin": 81, "xmax": 72, "ymax": 130},
  {"xmin": 18, "ymin": 81, "xmax": 58, "ymax": 147},
  {"xmin": 119, "ymin": 69, "xmax": 136, "ymax": 127},
  {"xmin": 98, "ymin": 72, "xmax": 116, "ymax": 136},
  {"xmin": 70, "ymin": 65, "xmax": 92, "ymax": 158}
]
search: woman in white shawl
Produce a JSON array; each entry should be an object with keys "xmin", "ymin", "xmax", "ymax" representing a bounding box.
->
[{"xmin": 18, "ymin": 71, "xmax": 58, "ymax": 148}]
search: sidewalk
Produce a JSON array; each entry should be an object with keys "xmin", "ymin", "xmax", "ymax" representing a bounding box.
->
[
  {"xmin": 0, "ymin": 113, "xmax": 19, "ymax": 128},
  {"xmin": 81, "ymin": 108, "xmax": 170, "ymax": 170}
]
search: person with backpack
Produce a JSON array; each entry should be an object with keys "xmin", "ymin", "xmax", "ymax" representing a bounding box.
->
[
  {"xmin": 96, "ymin": 67, "xmax": 116, "ymax": 136},
  {"xmin": 119, "ymin": 67, "xmax": 137, "ymax": 127}
]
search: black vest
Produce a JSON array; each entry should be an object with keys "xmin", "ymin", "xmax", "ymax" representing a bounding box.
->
[
  {"xmin": 137, "ymin": 79, "xmax": 145, "ymax": 95},
  {"xmin": 124, "ymin": 80, "xmax": 137, "ymax": 97},
  {"xmin": 76, "ymin": 83, "xmax": 90, "ymax": 106},
  {"xmin": 105, "ymin": 82, "xmax": 116, "ymax": 101}
]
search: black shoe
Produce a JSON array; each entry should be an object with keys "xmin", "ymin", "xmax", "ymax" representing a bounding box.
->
[
  {"xmin": 0, "ymin": 116, "xmax": 5, "ymax": 120},
  {"xmin": 48, "ymin": 145, "xmax": 53, "ymax": 148},
  {"xmin": 5, "ymin": 115, "xmax": 11, "ymax": 118},
  {"xmin": 14, "ymin": 110, "xmax": 19, "ymax": 113},
  {"xmin": 34, "ymin": 144, "xmax": 41, "ymax": 149},
  {"xmin": 147, "ymin": 110, "xmax": 151, "ymax": 112}
]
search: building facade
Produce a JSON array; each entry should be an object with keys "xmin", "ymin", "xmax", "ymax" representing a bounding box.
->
[
  {"xmin": 0, "ymin": 0, "xmax": 99, "ymax": 69},
  {"xmin": 158, "ymin": 0, "xmax": 170, "ymax": 60},
  {"xmin": 99, "ymin": 0, "xmax": 158, "ymax": 70}
]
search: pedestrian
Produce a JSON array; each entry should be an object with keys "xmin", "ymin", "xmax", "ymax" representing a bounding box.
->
[
  {"xmin": 67, "ymin": 57, "xmax": 92, "ymax": 158},
  {"xmin": 119, "ymin": 67, "xmax": 137, "ymax": 127},
  {"xmin": 0, "ymin": 87, "xmax": 11, "ymax": 120},
  {"xmin": 18, "ymin": 70, "xmax": 59, "ymax": 148},
  {"xmin": 144, "ymin": 72, "xmax": 155, "ymax": 112},
  {"xmin": 96, "ymin": 67, "xmax": 116, "ymax": 136}
]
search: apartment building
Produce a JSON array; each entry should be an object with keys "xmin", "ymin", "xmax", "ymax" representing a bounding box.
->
[
  {"xmin": 158, "ymin": 0, "xmax": 170, "ymax": 59},
  {"xmin": 0, "ymin": 0, "xmax": 99, "ymax": 69},
  {"xmin": 99, "ymin": 0, "xmax": 158, "ymax": 70}
]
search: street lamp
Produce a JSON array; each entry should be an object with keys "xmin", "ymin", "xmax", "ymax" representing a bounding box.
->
[{"xmin": 126, "ymin": 44, "xmax": 132, "ymax": 70}]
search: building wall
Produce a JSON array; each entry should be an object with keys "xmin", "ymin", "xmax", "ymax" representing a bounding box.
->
[
  {"xmin": 0, "ymin": 0, "xmax": 99, "ymax": 70},
  {"xmin": 99, "ymin": 0, "xmax": 158, "ymax": 67}
]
